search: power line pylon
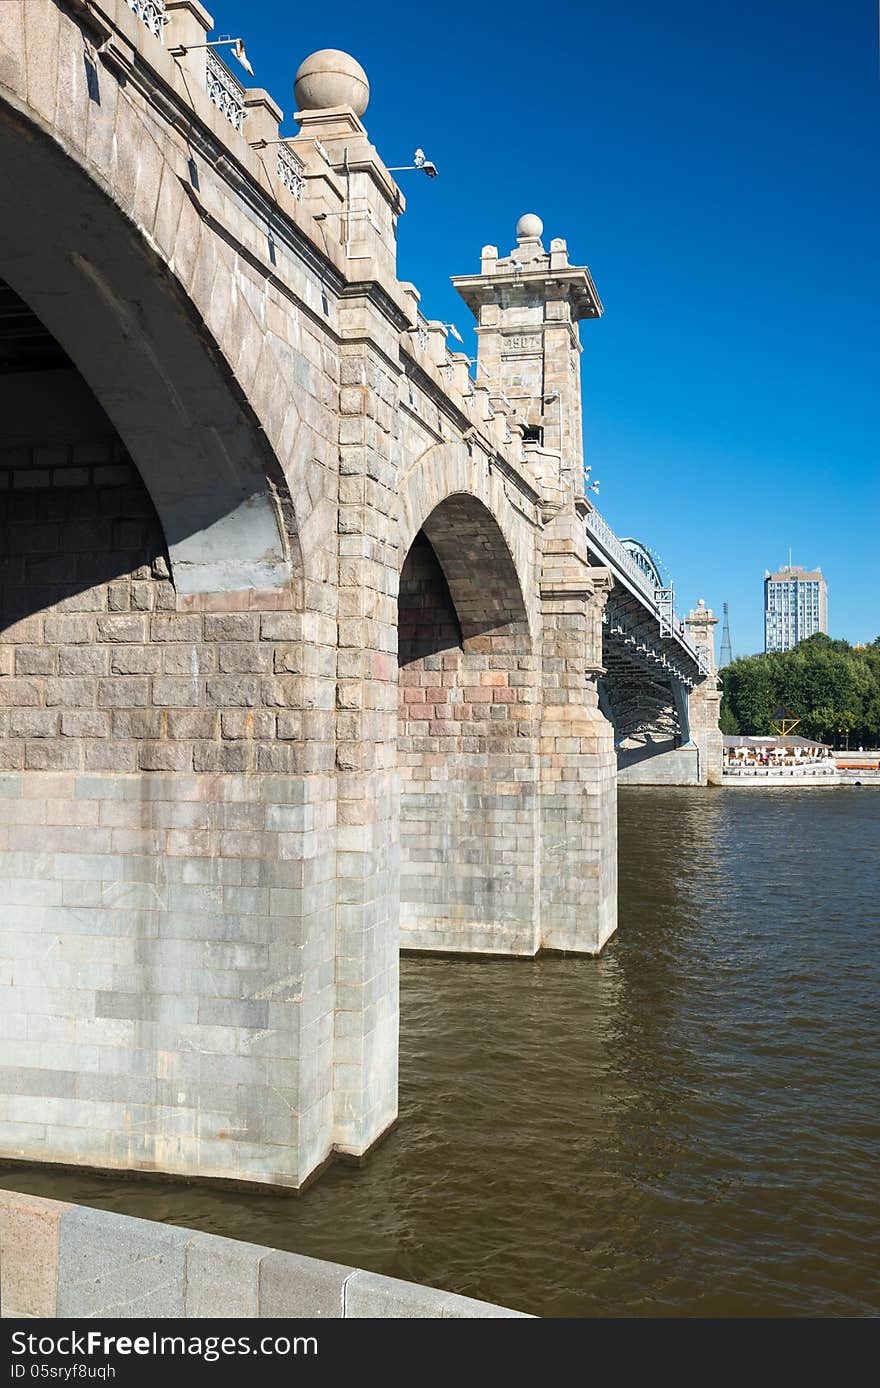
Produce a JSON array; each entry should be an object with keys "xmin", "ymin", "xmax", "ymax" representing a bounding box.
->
[{"xmin": 720, "ymin": 601, "xmax": 733, "ymax": 668}]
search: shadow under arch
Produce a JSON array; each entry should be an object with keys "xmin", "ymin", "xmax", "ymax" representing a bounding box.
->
[
  {"xmin": 0, "ymin": 93, "xmax": 300, "ymax": 599},
  {"xmin": 415, "ymin": 492, "xmax": 531, "ymax": 642}
]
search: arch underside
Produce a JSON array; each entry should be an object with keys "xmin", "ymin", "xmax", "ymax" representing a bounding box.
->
[
  {"xmin": 397, "ymin": 495, "xmax": 538, "ymax": 956},
  {"xmin": 394, "ymin": 439, "xmax": 539, "ymax": 643},
  {"xmin": 418, "ymin": 493, "xmax": 530, "ymax": 640},
  {"xmin": 602, "ymin": 654, "xmax": 688, "ymax": 773},
  {"xmin": 601, "ymin": 666, "xmax": 680, "ymax": 745},
  {"xmin": 601, "ymin": 581, "xmax": 703, "ymax": 755},
  {"xmin": 0, "ymin": 94, "xmax": 297, "ymax": 596}
]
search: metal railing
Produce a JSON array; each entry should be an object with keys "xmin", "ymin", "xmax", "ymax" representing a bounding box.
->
[
  {"xmin": 277, "ymin": 146, "xmax": 305, "ymax": 200},
  {"xmin": 206, "ymin": 50, "xmax": 246, "ymax": 131},
  {"xmin": 723, "ymin": 765, "xmax": 838, "ymax": 778},
  {"xmin": 584, "ymin": 505, "xmax": 709, "ymax": 674},
  {"xmin": 126, "ymin": 0, "xmax": 166, "ymax": 40},
  {"xmin": 585, "ymin": 506, "xmax": 657, "ymax": 604}
]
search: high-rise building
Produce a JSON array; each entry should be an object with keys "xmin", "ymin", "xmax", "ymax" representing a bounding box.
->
[{"xmin": 764, "ymin": 565, "xmax": 828, "ymax": 653}]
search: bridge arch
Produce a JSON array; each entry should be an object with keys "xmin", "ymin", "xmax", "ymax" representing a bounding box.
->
[
  {"xmin": 620, "ymin": 538, "xmax": 663, "ymax": 590},
  {"xmin": 395, "ymin": 463, "xmax": 539, "ymax": 955},
  {"xmin": 0, "ymin": 80, "xmax": 300, "ymax": 597},
  {"xmin": 395, "ymin": 441, "xmax": 537, "ymax": 640}
]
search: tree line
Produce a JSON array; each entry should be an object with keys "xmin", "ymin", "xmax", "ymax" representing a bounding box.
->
[{"xmin": 720, "ymin": 634, "xmax": 880, "ymax": 746}]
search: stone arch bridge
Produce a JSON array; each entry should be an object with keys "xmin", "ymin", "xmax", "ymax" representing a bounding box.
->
[{"xmin": 0, "ymin": 0, "xmax": 720, "ymax": 1188}]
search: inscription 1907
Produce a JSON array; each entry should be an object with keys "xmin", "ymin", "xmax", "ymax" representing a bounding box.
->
[{"xmin": 506, "ymin": 335, "xmax": 541, "ymax": 353}]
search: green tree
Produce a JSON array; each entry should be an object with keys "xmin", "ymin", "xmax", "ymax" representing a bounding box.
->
[
  {"xmin": 808, "ymin": 705, "xmax": 839, "ymax": 743},
  {"xmin": 721, "ymin": 635, "xmax": 880, "ymax": 746},
  {"xmin": 719, "ymin": 700, "xmax": 740, "ymax": 734}
]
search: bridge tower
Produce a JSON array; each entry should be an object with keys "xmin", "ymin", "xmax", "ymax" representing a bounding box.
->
[
  {"xmin": 453, "ymin": 219, "xmax": 617, "ymax": 951},
  {"xmin": 453, "ymin": 215, "xmax": 601, "ymax": 510},
  {"xmin": 685, "ymin": 600, "xmax": 724, "ymax": 784}
]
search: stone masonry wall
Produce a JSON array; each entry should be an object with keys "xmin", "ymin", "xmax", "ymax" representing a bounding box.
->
[
  {"xmin": 538, "ymin": 531, "xmax": 617, "ymax": 954},
  {"xmin": 331, "ymin": 320, "xmax": 400, "ymax": 1157},
  {"xmin": 0, "ymin": 767, "xmax": 335, "ymax": 1186},
  {"xmin": 0, "ymin": 445, "xmax": 308, "ymax": 775},
  {"xmin": 0, "ymin": 438, "xmax": 338, "ymax": 1187},
  {"xmin": 0, "ymin": 0, "xmax": 641, "ymax": 1194},
  {"xmin": 689, "ymin": 681, "xmax": 724, "ymax": 787},
  {"xmin": 398, "ymin": 532, "xmax": 539, "ymax": 955},
  {"xmin": 617, "ymin": 744, "xmax": 701, "ymax": 785}
]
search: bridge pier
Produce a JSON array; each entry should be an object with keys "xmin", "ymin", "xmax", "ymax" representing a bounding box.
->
[
  {"xmin": 397, "ymin": 521, "xmax": 540, "ymax": 956},
  {"xmin": 395, "ymin": 500, "xmax": 616, "ymax": 958},
  {"xmin": 685, "ymin": 601, "xmax": 724, "ymax": 786},
  {"xmin": 538, "ymin": 518, "xmax": 616, "ymax": 953}
]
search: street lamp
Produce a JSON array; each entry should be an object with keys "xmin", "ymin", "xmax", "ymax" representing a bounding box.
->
[
  {"xmin": 169, "ymin": 36, "xmax": 255, "ymax": 76},
  {"xmin": 387, "ymin": 149, "xmax": 439, "ymax": 178}
]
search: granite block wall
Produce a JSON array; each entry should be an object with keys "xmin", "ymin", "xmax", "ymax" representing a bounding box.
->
[
  {"xmin": 538, "ymin": 570, "xmax": 617, "ymax": 955},
  {"xmin": 331, "ymin": 327, "xmax": 400, "ymax": 1156},
  {"xmin": 0, "ymin": 0, "xmax": 633, "ymax": 1194},
  {"xmin": 0, "ymin": 767, "xmax": 336, "ymax": 1186},
  {"xmin": 617, "ymin": 744, "xmax": 701, "ymax": 785},
  {"xmin": 689, "ymin": 681, "xmax": 724, "ymax": 787}
]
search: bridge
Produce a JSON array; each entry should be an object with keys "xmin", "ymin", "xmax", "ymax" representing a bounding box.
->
[
  {"xmin": 0, "ymin": 0, "xmax": 721, "ymax": 1189},
  {"xmin": 583, "ymin": 512, "xmax": 722, "ymax": 784}
]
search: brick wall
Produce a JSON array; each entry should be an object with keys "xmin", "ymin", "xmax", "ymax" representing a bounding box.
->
[
  {"xmin": 0, "ymin": 445, "xmax": 309, "ymax": 775},
  {"xmin": 398, "ymin": 532, "xmax": 539, "ymax": 954}
]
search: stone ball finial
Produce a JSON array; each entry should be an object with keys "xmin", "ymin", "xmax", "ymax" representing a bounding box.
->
[
  {"xmin": 516, "ymin": 213, "xmax": 544, "ymax": 240},
  {"xmin": 294, "ymin": 50, "xmax": 370, "ymax": 116}
]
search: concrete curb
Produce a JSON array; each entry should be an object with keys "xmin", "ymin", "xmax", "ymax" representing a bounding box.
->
[{"xmin": 0, "ymin": 1189, "xmax": 531, "ymax": 1319}]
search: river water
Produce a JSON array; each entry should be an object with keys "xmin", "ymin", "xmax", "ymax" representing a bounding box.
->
[{"xmin": 3, "ymin": 787, "xmax": 878, "ymax": 1317}]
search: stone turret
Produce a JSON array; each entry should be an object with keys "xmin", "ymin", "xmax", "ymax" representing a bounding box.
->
[
  {"xmin": 452, "ymin": 215, "xmax": 602, "ymax": 508},
  {"xmin": 685, "ymin": 598, "xmax": 718, "ymax": 675}
]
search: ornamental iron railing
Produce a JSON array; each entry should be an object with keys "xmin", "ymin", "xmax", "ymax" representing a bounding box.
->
[
  {"xmin": 126, "ymin": 0, "xmax": 166, "ymax": 41},
  {"xmin": 277, "ymin": 147, "xmax": 305, "ymax": 201},
  {"xmin": 206, "ymin": 50, "xmax": 246, "ymax": 131},
  {"xmin": 585, "ymin": 506, "xmax": 656, "ymax": 604}
]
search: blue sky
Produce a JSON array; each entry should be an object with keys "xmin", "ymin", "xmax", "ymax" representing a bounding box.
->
[{"xmin": 226, "ymin": 0, "xmax": 878, "ymax": 656}]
